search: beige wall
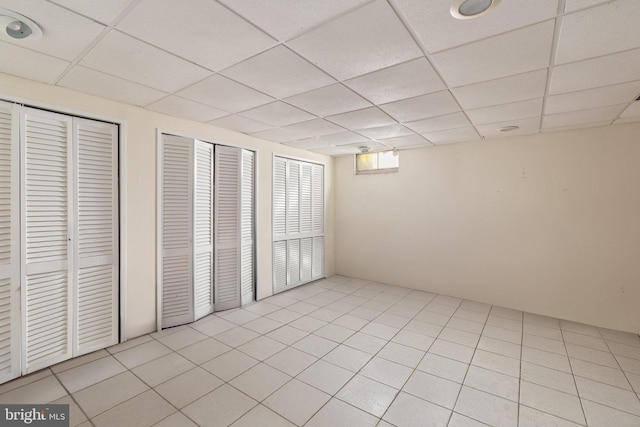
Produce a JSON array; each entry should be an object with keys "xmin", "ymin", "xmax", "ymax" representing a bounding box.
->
[
  {"xmin": 335, "ymin": 124, "xmax": 640, "ymax": 334},
  {"xmin": 0, "ymin": 72, "xmax": 335, "ymax": 339}
]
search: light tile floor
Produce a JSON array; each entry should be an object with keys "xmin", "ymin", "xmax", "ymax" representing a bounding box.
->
[{"xmin": 2, "ymin": 275, "xmax": 640, "ymax": 427}]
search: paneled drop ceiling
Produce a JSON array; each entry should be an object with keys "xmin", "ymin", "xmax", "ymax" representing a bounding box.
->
[{"xmin": 1, "ymin": 0, "xmax": 640, "ymax": 156}]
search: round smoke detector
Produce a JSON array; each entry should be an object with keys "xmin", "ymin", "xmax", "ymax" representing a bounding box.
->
[
  {"xmin": 450, "ymin": 0, "xmax": 501, "ymax": 20},
  {"xmin": 0, "ymin": 8, "xmax": 43, "ymax": 40}
]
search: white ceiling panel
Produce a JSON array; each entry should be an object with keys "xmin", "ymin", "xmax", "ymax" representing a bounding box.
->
[
  {"xmin": 564, "ymin": 0, "xmax": 610, "ymax": 12},
  {"xmin": 222, "ymin": 45, "xmax": 335, "ymax": 99},
  {"xmin": 344, "ymin": 58, "xmax": 446, "ymax": 105},
  {"xmin": 283, "ymin": 139, "xmax": 331, "ymax": 150},
  {"xmin": 380, "ymin": 133, "xmax": 430, "ymax": 149},
  {"xmin": 340, "ymin": 141, "xmax": 389, "ymax": 153},
  {"xmin": 239, "ymin": 101, "xmax": 316, "ymax": 127},
  {"xmin": 394, "ymin": 0, "xmax": 558, "ymax": 54},
  {"xmin": 327, "ymin": 107, "xmax": 396, "ymax": 129},
  {"xmin": 431, "ymin": 20, "xmax": 555, "ymax": 88},
  {"xmin": 282, "ymin": 118, "xmax": 345, "ymax": 138},
  {"xmin": 0, "ymin": 41, "xmax": 69, "ymax": 84},
  {"xmin": 556, "ymin": 0, "xmax": 640, "ymax": 65},
  {"xmin": 545, "ymin": 81, "xmax": 640, "ymax": 115},
  {"xmin": 117, "ymin": 0, "xmax": 276, "ymax": 71},
  {"xmin": 288, "ymin": 0, "xmax": 422, "ymax": 80},
  {"xmin": 309, "ymin": 145, "xmax": 354, "ymax": 156},
  {"xmin": 251, "ymin": 127, "xmax": 307, "ymax": 143},
  {"xmin": 542, "ymin": 104, "xmax": 626, "ymax": 129},
  {"xmin": 615, "ymin": 116, "xmax": 640, "ymax": 124},
  {"xmin": 59, "ymin": 65, "xmax": 166, "ymax": 106},
  {"xmin": 80, "ymin": 30, "xmax": 211, "ymax": 93},
  {"xmin": 356, "ymin": 124, "xmax": 413, "ymax": 140},
  {"xmin": 380, "ymin": 91, "xmax": 460, "ymax": 123},
  {"xmin": 549, "ymin": 48, "xmax": 640, "ymax": 95},
  {"xmin": 146, "ymin": 96, "xmax": 228, "ymax": 122},
  {"xmin": 619, "ymin": 101, "xmax": 640, "ymax": 119},
  {"xmin": 284, "ymin": 83, "xmax": 371, "ymax": 117},
  {"xmin": 0, "ymin": 0, "xmax": 104, "ymax": 61},
  {"xmin": 421, "ymin": 127, "xmax": 481, "ymax": 145},
  {"xmin": 541, "ymin": 120, "xmax": 611, "ymax": 133},
  {"xmin": 405, "ymin": 112, "xmax": 471, "ymax": 134},
  {"xmin": 467, "ymin": 98, "xmax": 543, "ymax": 125},
  {"xmin": 317, "ymin": 131, "xmax": 369, "ymax": 146},
  {"xmin": 49, "ymin": 0, "xmax": 136, "ymax": 25},
  {"xmin": 218, "ymin": 0, "xmax": 372, "ymax": 41},
  {"xmin": 207, "ymin": 115, "xmax": 272, "ymax": 134},
  {"xmin": 453, "ymin": 70, "xmax": 549, "ymax": 110},
  {"xmin": 177, "ymin": 75, "xmax": 273, "ymax": 113},
  {"xmin": 475, "ymin": 117, "xmax": 541, "ymax": 138}
]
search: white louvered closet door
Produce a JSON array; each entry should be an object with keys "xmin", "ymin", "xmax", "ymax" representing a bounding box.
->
[
  {"xmin": 311, "ymin": 164, "xmax": 324, "ymax": 280},
  {"xmin": 159, "ymin": 135, "xmax": 193, "ymax": 328},
  {"xmin": 21, "ymin": 108, "xmax": 74, "ymax": 373},
  {"xmin": 214, "ymin": 146, "xmax": 241, "ymax": 311},
  {"xmin": 73, "ymin": 118, "xmax": 119, "ymax": 356},
  {"xmin": 240, "ymin": 150, "xmax": 254, "ymax": 305},
  {"xmin": 193, "ymin": 140, "xmax": 214, "ymax": 319},
  {"xmin": 0, "ymin": 101, "xmax": 20, "ymax": 383}
]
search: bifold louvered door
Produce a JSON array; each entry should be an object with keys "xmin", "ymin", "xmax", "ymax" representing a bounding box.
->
[
  {"xmin": 240, "ymin": 150, "xmax": 254, "ymax": 305},
  {"xmin": 194, "ymin": 141, "xmax": 214, "ymax": 319},
  {"xmin": 272, "ymin": 156, "xmax": 324, "ymax": 294},
  {"xmin": 0, "ymin": 101, "xmax": 20, "ymax": 384}
]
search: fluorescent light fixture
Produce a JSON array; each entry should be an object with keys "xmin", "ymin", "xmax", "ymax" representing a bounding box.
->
[
  {"xmin": 450, "ymin": 0, "xmax": 500, "ymax": 20},
  {"xmin": 0, "ymin": 8, "xmax": 42, "ymax": 40}
]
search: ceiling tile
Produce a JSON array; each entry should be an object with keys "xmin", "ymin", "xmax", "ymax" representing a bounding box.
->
[
  {"xmin": 327, "ymin": 107, "xmax": 396, "ymax": 129},
  {"xmin": 430, "ymin": 20, "xmax": 554, "ymax": 88},
  {"xmin": 284, "ymin": 83, "xmax": 371, "ymax": 117},
  {"xmin": 309, "ymin": 145, "xmax": 354, "ymax": 156},
  {"xmin": 117, "ymin": 0, "xmax": 276, "ymax": 71},
  {"xmin": 251, "ymin": 127, "xmax": 306, "ymax": 143},
  {"xmin": 615, "ymin": 116, "xmax": 640, "ymax": 124},
  {"xmin": 282, "ymin": 118, "xmax": 345, "ymax": 138},
  {"xmin": 0, "ymin": 41, "xmax": 69, "ymax": 84},
  {"xmin": 218, "ymin": 0, "xmax": 372, "ymax": 41},
  {"xmin": 222, "ymin": 46, "xmax": 335, "ymax": 99},
  {"xmin": 556, "ymin": 0, "xmax": 640, "ymax": 65},
  {"xmin": 394, "ymin": 0, "xmax": 558, "ymax": 54},
  {"xmin": 0, "ymin": 0, "xmax": 105, "ymax": 61},
  {"xmin": 146, "ymin": 96, "xmax": 228, "ymax": 122},
  {"xmin": 207, "ymin": 115, "xmax": 272, "ymax": 134},
  {"xmin": 542, "ymin": 104, "xmax": 626, "ymax": 129},
  {"xmin": 317, "ymin": 131, "xmax": 369, "ymax": 146},
  {"xmin": 49, "ymin": 0, "xmax": 135, "ymax": 24},
  {"xmin": 541, "ymin": 120, "xmax": 610, "ymax": 132},
  {"xmin": 549, "ymin": 48, "xmax": 640, "ymax": 95},
  {"xmin": 467, "ymin": 98, "xmax": 543, "ymax": 125},
  {"xmin": 287, "ymin": 0, "xmax": 422, "ymax": 80},
  {"xmin": 177, "ymin": 75, "xmax": 274, "ymax": 113},
  {"xmin": 453, "ymin": 70, "xmax": 548, "ymax": 110},
  {"xmin": 340, "ymin": 141, "xmax": 389, "ymax": 153},
  {"xmin": 475, "ymin": 117, "xmax": 541, "ymax": 138},
  {"xmin": 564, "ymin": 0, "xmax": 610, "ymax": 12},
  {"xmin": 58, "ymin": 65, "xmax": 166, "ymax": 106},
  {"xmin": 80, "ymin": 30, "xmax": 211, "ymax": 93},
  {"xmin": 239, "ymin": 101, "xmax": 316, "ymax": 127},
  {"xmin": 405, "ymin": 112, "xmax": 471, "ymax": 133},
  {"xmin": 619, "ymin": 101, "xmax": 640, "ymax": 118},
  {"xmin": 380, "ymin": 91, "xmax": 460, "ymax": 123},
  {"xmin": 344, "ymin": 58, "xmax": 446, "ymax": 105},
  {"xmin": 282, "ymin": 139, "xmax": 331, "ymax": 150},
  {"xmin": 421, "ymin": 127, "xmax": 481, "ymax": 145},
  {"xmin": 356, "ymin": 124, "xmax": 413, "ymax": 140},
  {"xmin": 380, "ymin": 133, "xmax": 430, "ymax": 148},
  {"xmin": 545, "ymin": 81, "xmax": 640, "ymax": 115}
]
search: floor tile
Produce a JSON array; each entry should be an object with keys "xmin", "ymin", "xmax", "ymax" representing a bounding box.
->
[
  {"xmin": 617, "ymin": 354, "xmax": 640, "ymax": 375},
  {"xmin": 238, "ymin": 336, "xmax": 287, "ymax": 361},
  {"xmin": 520, "ymin": 360, "xmax": 577, "ymax": 395},
  {"xmin": 608, "ymin": 340, "xmax": 640, "ymax": 360},
  {"xmin": 414, "ymin": 310, "xmax": 451, "ymax": 326},
  {"xmin": 191, "ymin": 316, "xmax": 236, "ymax": 336},
  {"xmin": 521, "ymin": 347, "xmax": 572, "ymax": 373},
  {"xmin": 106, "ymin": 335, "xmax": 153, "ymax": 354},
  {"xmin": 0, "ymin": 375, "xmax": 67, "ymax": 404},
  {"xmin": 562, "ymin": 331, "xmax": 608, "ymax": 352},
  {"xmin": 403, "ymin": 370, "xmax": 461, "ymax": 409},
  {"xmin": 52, "ymin": 395, "xmax": 87, "ymax": 427},
  {"xmin": 213, "ymin": 326, "xmax": 260, "ymax": 348},
  {"xmin": 565, "ymin": 343, "xmax": 618, "ymax": 368},
  {"xmin": 332, "ymin": 314, "xmax": 370, "ymax": 331},
  {"xmin": 154, "ymin": 366, "xmax": 223, "ymax": 408},
  {"xmin": 518, "ymin": 405, "xmax": 584, "ymax": 427},
  {"xmin": 336, "ymin": 375, "xmax": 398, "ymax": 417},
  {"xmin": 266, "ymin": 308, "xmax": 304, "ymax": 324},
  {"xmin": 482, "ymin": 325, "xmax": 522, "ymax": 345},
  {"xmin": 560, "ymin": 320, "xmax": 600, "ymax": 338},
  {"xmin": 154, "ymin": 412, "xmax": 198, "ymax": 427},
  {"xmin": 361, "ymin": 357, "xmax": 413, "ymax": 389},
  {"xmin": 403, "ymin": 319, "xmax": 444, "ymax": 337},
  {"xmin": 485, "ymin": 316, "xmax": 522, "ymax": 332},
  {"xmin": 230, "ymin": 362, "xmax": 291, "ymax": 401},
  {"xmin": 263, "ymin": 379, "xmax": 331, "ymax": 425},
  {"xmin": 201, "ymin": 349, "xmax": 259, "ymax": 381},
  {"xmin": 344, "ymin": 332, "xmax": 388, "ymax": 354},
  {"xmin": 477, "ymin": 336, "xmax": 521, "ymax": 359},
  {"xmin": 523, "ymin": 334, "xmax": 567, "ymax": 356},
  {"xmin": 288, "ymin": 301, "xmax": 320, "ymax": 315},
  {"xmin": 575, "ymin": 376, "xmax": 640, "ymax": 416},
  {"xmin": 429, "ymin": 339, "xmax": 475, "ymax": 364},
  {"xmin": 177, "ymin": 337, "xmax": 232, "ymax": 365},
  {"xmin": 383, "ymin": 392, "xmax": 451, "ymax": 427},
  {"xmin": 92, "ymin": 390, "xmax": 175, "ymax": 427},
  {"xmin": 447, "ymin": 317, "xmax": 485, "ymax": 335},
  {"xmin": 132, "ymin": 352, "xmax": 195, "ymax": 387},
  {"xmin": 360, "ymin": 322, "xmax": 400, "ymax": 340},
  {"xmin": 323, "ymin": 344, "xmax": 372, "ymax": 372},
  {"xmin": 267, "ymin": 325, "xmax": 309, "ymax": 345},
  {"xmin": 454, "ymin": 386, "xmax": 518, "ymax": 427},
  {"xmin": 519, "ymin": 381, "xmax": 585, "ymax": 424},
  {"xmin": 306, "ymin": 398, "xmax": 379, "ymax": 427},
  {"xmin": 73, "ymin": 371, "xmax": 148, "ymax": 417},
  {"xmin": 523, "ymin": 313, "xmax": 560, "ymax": 329},
  {"xmin": 417, "ymin": 353, "xmax": 469, "ymax": 383},
  {"xmin": 448, "ymin": 412, "xmax": 491, "ymax": 427},
  {"xmin": 375, "ymin": 313, "xmax": 411, "ymax": 328},
  {"xmin": 51, "ymin": 350, "xmax": 110, "ymax": 373},
  {"xmin": 349, "ymin": 307, "xmax": 383, "ymax": 321},
  {"xmin": 377, "ymin": 342, "xmax": 425, "ymax": 368},
  {"xmin": 156, "ymin": 327, "xmax": 207, "ymax": 350},
  {"xmin": 309, "ymin": 307, "xmax": 344, "ymax": 322},
  {"xmin": 113, "ymin": 340, "xmax": 172, "ymax": 369},
  {"xmin": 315, "ymin": 323, "xmax": 356, "ymax": 343},
  {"xmin": 230, "ymin": 404, "xmax": 295, "ymax": 427},
  {"xmin": 297, "ymin": 359, "xmax": 354, "ymax": 395},
  {"xmin": 471, "ymin": 349, "xmax": 520, "ymax": 378},
  {"xmin": 292, "ymin": 334, "xmax": 338, "ymax": 358},
  {"xmin": 289, "ymin": 316, "xmax": 328, "ymax": 332},
  {"xmin": 391, "ymin": 330, "xmax": 435, "ymax": 351},
  {"xmin": 439, "ymin": 327, "xmax": 480, "ymax": 348},
  {"xmin": 523, "ymin": 323, "xmax": 564, "ymax": 341},
  {"xmin": 265, "ymin": 347, "xmax": 317, "ymax": 376},
  {"xmin": 244, "ymin": 301, "xmax": 281, "ymax": 316},
  {"xmin": 183, "ymin": 384, "xmax": 257, "ymax": 426},
  {"xmin": 243, "ymin": 317, "xmax": 284, "ymax": 334},
  {"xmin": 0, "ymin": 369, "xmax": 52, "ymax": 395},
  {"xmin": 570, "ymin": 357, "xmax": 632, "ymax": 389},
  {"xmin": 464, "ymin": 365, "xmax": 519, "ymax": 402},
  {"xmin": 628, "ymin": 371, "xmax": 640, "ymax": 393},
  {"xmin": 490, "ymin": 306, "xmax": 523, "ymax": 321},
  {"xmin": 57, "ymin": 356, "xmax": 127, "ymax": 393},
  {"xmin": 222, "ymin": 309, "xmax": 262, "ymax": 325},
  {"xmin": 582, "ymin": 399, "xmax": 640, "ymax": 427}
]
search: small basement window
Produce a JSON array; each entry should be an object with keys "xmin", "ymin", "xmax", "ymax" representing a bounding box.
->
[{"xmin": 356, "ymin": 150, "xmax": 399, "ymax": 174}]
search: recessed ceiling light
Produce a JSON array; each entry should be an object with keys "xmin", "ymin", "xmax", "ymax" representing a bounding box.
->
[
  {"xmin": 0, "ymin": 8, "xmax": 42, "ymax": 40},
  {"xmin": 450, "ymin": 0, "xmax": 501, "ymax": 20},
  {"xmin": 499, "ymin": 126, "xmax": 519, "ymax": 132},
  {"xmin": 358, "ymin": 146, "xmax": 370, "ymax": 154}
]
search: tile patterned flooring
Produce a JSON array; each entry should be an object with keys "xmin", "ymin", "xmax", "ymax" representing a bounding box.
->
[{"xmin": 1, "ymin": 275, "xmax": 640, "ymax": 426}]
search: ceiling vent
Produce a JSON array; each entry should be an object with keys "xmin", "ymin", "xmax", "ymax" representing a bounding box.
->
[
  {"xmin": 450, "ymin": 0, "xmax": 500, "ymax": 20},
  {"xmin": 0, "ymin": 8, "xmax": 42, "ymax": 40}
]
